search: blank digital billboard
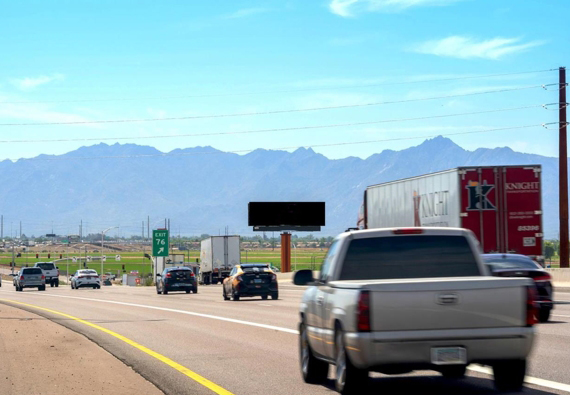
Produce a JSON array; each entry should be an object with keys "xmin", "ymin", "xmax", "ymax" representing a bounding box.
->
[{"xmin": 248, "ymin": 202, "xmax": 325, "ymax": 227}]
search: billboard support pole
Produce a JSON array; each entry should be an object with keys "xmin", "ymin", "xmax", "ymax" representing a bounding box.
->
[
  {"xmin": 560, "ymin": 67, "xmax": 569, "ymax": 268},
  {"xmin": 280, "ymin": 232, "xmax": 291, "ymax": 273}
]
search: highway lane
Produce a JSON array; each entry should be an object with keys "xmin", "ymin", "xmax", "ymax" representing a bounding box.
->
[{"xmin": 0, "ymin": 282, "xmax": 569, "ymax": 395}]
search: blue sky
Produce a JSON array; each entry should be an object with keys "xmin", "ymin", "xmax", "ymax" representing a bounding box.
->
[{"xmin": 1, "ymin": 0, "xmax": 568, "ymax": 161}]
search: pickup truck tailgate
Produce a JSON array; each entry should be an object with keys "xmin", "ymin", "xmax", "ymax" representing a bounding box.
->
[{"xmin": 336, "ymin": 277, "xmax": 533, "ymax": 331}]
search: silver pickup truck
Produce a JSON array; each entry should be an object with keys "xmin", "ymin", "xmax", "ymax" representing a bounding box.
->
[{"xmin": 294, "ymin": 227, "xmax": 537, "ymax": 394}]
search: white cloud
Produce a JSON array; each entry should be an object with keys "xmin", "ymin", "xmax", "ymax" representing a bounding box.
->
[
  {"xmin": 413, "ymin": 36, "xmax": 545, "ymax": 60},
  {"xmin": 329, "ymin": 0, "xmax": 358, "ymax": 17},
  {"xmin": 10, "ymin": 73, "xmax": 65, "ymax": 90},
  {"xmin": 329, "ymin": 0, "xmax": 460, "ymax": 17},
  {"xmin": 0, "ymin": 94, "xmax": 96, "ymax": 127},
  {"xmin": 222, "ymin": 7, "xmax": 269, "ymax": 19}
]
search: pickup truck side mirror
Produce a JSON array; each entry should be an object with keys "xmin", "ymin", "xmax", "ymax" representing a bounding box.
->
[
  {"xmin": 293, "ymin": 270, "xmax": 314, "ymax": 286},
  {"xmin": 156, "ymin": 274, "xmax": 162, "ymax": 277}
]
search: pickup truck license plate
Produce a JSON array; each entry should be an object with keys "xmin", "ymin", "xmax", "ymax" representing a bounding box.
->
[{"xmin": 431, "ymin": 347, "xmax": 466, "ymax": 365}]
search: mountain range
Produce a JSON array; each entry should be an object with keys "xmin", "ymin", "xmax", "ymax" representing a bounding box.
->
[{"xmin": 0, "ymin": 137, "xmax": 563, "ymax": 239}]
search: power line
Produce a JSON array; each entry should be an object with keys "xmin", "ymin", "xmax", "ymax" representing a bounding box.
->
[
  {"xmin": 4, "ymin": 124, "xmax": 545, "ymax": 162},
  {"xmin": 0, "ymin": 104, "xmax": 544, "ymax": 143},
  {"xmin": 0, "ymin": 69, "xmax": 557, "ymax": 105},
  {"xmin": 0, "ymin": 85, "xmax": 551, "ymax": 126}
]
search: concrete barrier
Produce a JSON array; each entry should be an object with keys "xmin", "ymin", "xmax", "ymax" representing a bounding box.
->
[{"xmin": 547, "ymin": 268, "xmax": 570, "ymax": 282}]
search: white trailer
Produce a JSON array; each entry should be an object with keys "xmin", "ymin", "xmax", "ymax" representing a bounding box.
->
[{"xmin": 199, "ymin": 236, "xmax": 240, "ymax": 285}]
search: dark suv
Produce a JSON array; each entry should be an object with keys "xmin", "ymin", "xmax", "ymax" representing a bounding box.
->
[
  {"xmin": 156, "ymin": 267, "xmax": 198, "ymax": 295},
  {"xmin": 14, "ymin": 267, "xmax": 46, "ymax": 291}
]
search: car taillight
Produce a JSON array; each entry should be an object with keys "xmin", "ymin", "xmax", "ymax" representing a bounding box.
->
[
  {"xmin": 41, "ymin": 275, "xmax": 45, "ymax": 280},
  {"xmin": 534, "ymin": 274, "xmax": 551, "ymax": 282},
  {"xmin": 526, "ymin": 286, "xmax": 538, "ymax": 326},
  {"xmin": 392, "ymin": 228, "xmax": 423, "ymax": 235},
  {"xmin": 190, "ymin": 272, "xmax": 195, "ymax": 277},
  {"xmin": 357, "ymin": 291, "xmax": 371, "ymax": 332},
  {"xmin": 57, "ymin": 270, "xmax": 60, "ymax": 276},
  {"xmin": 166, "ymin": 273, "xmax": 172, "ymax": 278},
  {"xmin": 271, "ymin": 273, "xmax": 277, "ymax": 282}
]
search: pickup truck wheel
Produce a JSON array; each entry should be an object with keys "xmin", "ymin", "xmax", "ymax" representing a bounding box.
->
[
  {"xmin": 538, "ymin": 308, "xmax": 551, "ymax": 323},
  {"xmin": 299, "ymin": 322, "xmax": 328, "ymax": 383},
  {"xmin": 223, "ymin": 288, "xmax": 230, "ymax": 300},
  {"xmin": 156, "ymin": 288, "xmax": 161, "ymax": 294},
  {"xmin": 232, "ymin": 288, "xmax": 240, "ymax": 301},
  {"xmin": 440, "ymin": 365, "xmax": 466, "ymax": 379},
  {"xmin": 493, "ymin": 359, "xmax": 526, "ymax": 392},
  {"xmin": 193, "ymin": 286, "xmax": 198, "ymax": 294},
  {"xmin": 335, "ymin": 330, "xmax": 367, "ymax": 394},
  {"xmin": 50, "ymin": 282, "xmax": 54, "ymax": 287},
  {"xmin": 55, "ymin": 280, "xmax": 59, "ymax": 287},
  {"xmin": 271, "ymin": 292, "xmax": 279, "ymax": 300}
]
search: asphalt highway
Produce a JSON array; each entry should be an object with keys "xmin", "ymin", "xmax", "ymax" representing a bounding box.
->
[{"xmin": 0, "ymin": 280, "xmax": 569, "ymax": 395}]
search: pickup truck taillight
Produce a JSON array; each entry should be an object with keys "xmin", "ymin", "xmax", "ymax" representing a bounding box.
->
[
  {"xmin": 526, "ymin": 286, "xmax": 538, "ymax": 326},
  {"xmin": 41, "ymin": 275, "xmax": 45, "ymax": 280},
  {"xmin": 357, "ymin": 291, "xmax": 371, "ymax": 332},
  {"xmin": 20, "ymin": 276, "xmax": 24, "ymax": 280}
]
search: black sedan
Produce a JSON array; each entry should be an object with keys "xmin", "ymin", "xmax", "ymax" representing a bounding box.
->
[
  {"xmin": 482, "ymin": 254, "xmax": 553, "ymax": 322},
  {"xmin": 156, "ymin": 267, "xmax": 198, "ymax": 295}
]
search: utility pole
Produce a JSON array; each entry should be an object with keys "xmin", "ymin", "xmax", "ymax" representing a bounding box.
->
[
  {"xmin": 560, "ymin": 66, "xmax": 569, "ymax": 268},
  {"xmin": 147, "ymin": 215, "xmax": 150, "ymax": 240},
  {"xmin": 1, "ymin": 215, "xmax": 3, "ymax": 238},
  {"xmin": 19, "ymin": 221, "xmax": 21, "ymax": 239},
  {"xmin": 80, "ymin": 219, "xmax": 82, "ymax": 239}
]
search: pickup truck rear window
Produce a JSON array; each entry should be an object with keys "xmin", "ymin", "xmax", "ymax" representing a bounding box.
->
[
  {"xmin": 340, "ymin": 235, "xmax": 480, "ymax": 280},
  {"xmin": 36, "ymin": 263, "xmax": 55, "ymax": 270}
]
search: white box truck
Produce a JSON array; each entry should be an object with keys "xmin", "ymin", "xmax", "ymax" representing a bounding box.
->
[{"xmin": 200, "ymin": 236, "xmax": 240, "ymax": 285}]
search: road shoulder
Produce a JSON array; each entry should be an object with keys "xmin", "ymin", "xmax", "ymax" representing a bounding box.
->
[{"xmin": 0, "ymin": 303, "xmax": 164, "ymax": 395}]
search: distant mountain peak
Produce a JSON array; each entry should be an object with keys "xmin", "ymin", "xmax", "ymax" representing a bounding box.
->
[{"xmin": 419, "ymin": 136, "xmax": 461, "ymax": 149}]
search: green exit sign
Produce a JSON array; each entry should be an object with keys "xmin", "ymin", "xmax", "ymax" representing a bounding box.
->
[{"xmin": 153, "ymin": 230, "xmax": 169, "ymax": 257}]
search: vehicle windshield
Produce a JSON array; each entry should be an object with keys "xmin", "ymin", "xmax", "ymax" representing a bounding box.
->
[
  {"xmin": 36, "ymin": 263, "xmax": 55, "ymax": 270},
  {"xmin": 339, "ymin": 235, "xmax": 480, "ymax": 280},
  {"xmin": 483, "ymin": 256, "xmax": 540, "ymax": 270}
]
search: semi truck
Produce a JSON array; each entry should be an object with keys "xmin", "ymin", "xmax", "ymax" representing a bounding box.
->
[
  {"xmin": 357, "ymin": 165, "xmax": 543, "ymax": 262},
  {"xmin": 199, "ymin": 236, "xmax": 240, "ymax": 285}
]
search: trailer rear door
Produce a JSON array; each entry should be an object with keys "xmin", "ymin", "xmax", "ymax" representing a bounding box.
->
[
  {"xmin": 502, "ymin": 166, "xmax": 542, "ymax": 259},
  {"xmin": 459, "ymin": 167, "xmax": 500, "ymax": 253}
]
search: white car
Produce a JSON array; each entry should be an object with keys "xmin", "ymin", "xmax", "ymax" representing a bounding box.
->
[{"xmin": 71, "ymin": 269, "xmax": 101, "ymax": 289}]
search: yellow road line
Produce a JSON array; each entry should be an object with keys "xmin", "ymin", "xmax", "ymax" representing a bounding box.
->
[{"xmin": 0, "ymin": 299, "xmax": 234, "ymax": 395}]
